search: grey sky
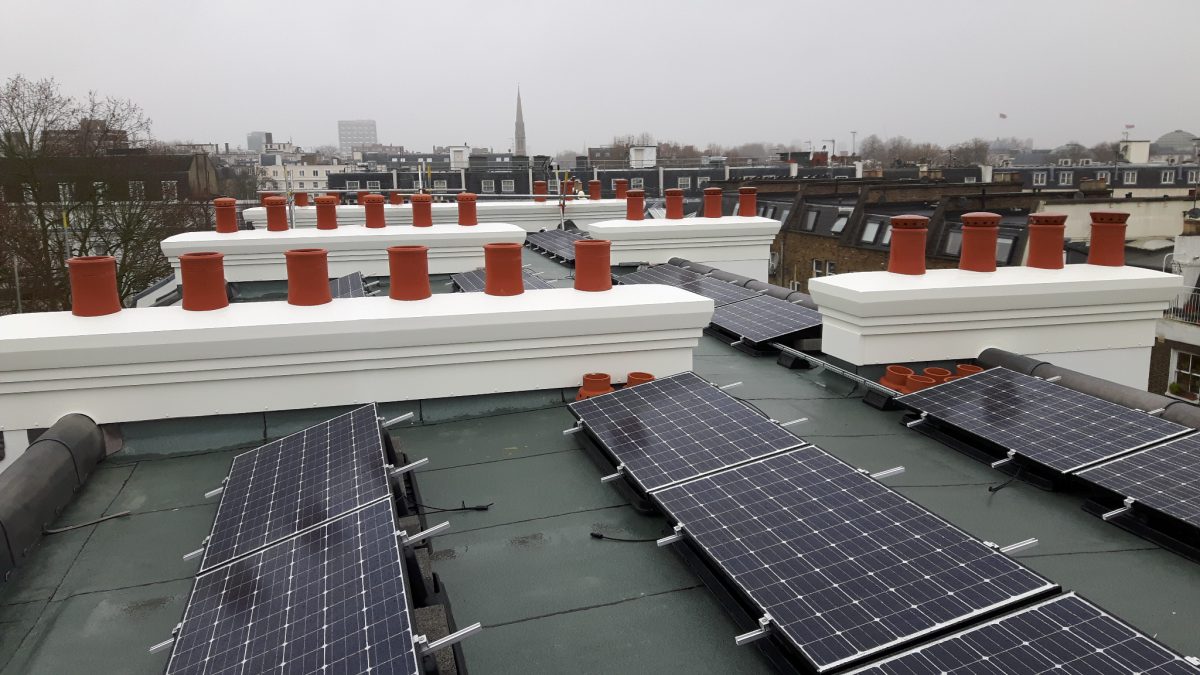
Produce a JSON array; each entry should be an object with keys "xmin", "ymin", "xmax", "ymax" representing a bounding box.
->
[{"xmin": 3, "ymin": 0, "xmax": 1197, "ymax": 155}]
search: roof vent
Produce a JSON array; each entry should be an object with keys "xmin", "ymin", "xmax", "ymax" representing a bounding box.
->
[
  {"xmin": 457, "ymin": 192, "xmax": 478, "ymax": 226},
  {"xmin": 738, "ymin": 187, "xmax": 757, "ymax": 217},
  {"xmin": 626, "ymin": 190, "xmax": 645, "ymax": 221},
  {"xmin": 285, "ymin": 248, "xmax": 332, "ymax": 306},
  {"xmin": 959, "ymin": 212, "xmax": 1001, "ymax": 273},
  {"xmin": 68, "ymin": 256, "xmax": 122, "ymax": 317},
  {"xmin": 703, "ymin": 187, "xmax": 722, "ymax": 218},
  {"xmin": 1088, "ymin": 211, "xmax": 1130, "ymax": 267},
  {"xmin": 665, "ymin": 189, "xmax": 684, "ymax": 219}
]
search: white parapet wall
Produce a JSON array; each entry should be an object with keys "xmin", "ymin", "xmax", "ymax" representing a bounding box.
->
[
  {"xmin": 161, "ymin": 224, "xmax": 526, "ymax": 282},
  {"xmin": 0, "ymin": 286, "xmax": 713, "ymax": 447},
  {"xmin": 577, "ymin": 216, "xmax": 782, "ymax": 281},
  {"xmin": 808, "ymin": 264, "xmax": 1183, "ymax": 389},
  {"xmin": 242, "ymin": 199, "xmax": 628, "ymax": 232}
]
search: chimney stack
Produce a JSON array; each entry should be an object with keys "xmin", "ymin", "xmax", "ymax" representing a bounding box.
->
[
  {"xmin": 356, "ymin": 190, "xmax": 369, "ymax": 203},
  {"xmin": 389, "ymin": 191, "xmax": 404, "ymax": 205},
  {"xmin": 484, "ymin": 243, "xmax": 524, "ymax": 296},
  {"xmin": 68, "ymin": 256, "xmax": 122, "ymax": 317},
  {"xmin": 180, "ymin": 252, "xmax": 229, "ymax": 311},
  {"xmin": 614, "ymin": 179, "xmax": 629, "ymax": 200},
  {"xmin": 259, "ymin": 192, "xmax": 278, "ymax": 205},
  {"xmin": 214, "ymin": 197, "xmax": 238, "ymax": 233},
  {"xmin": 457, "ymin": 192, "xmax": 478, "ymax": 226},
  {"xmin": 533, "ymin": 180, "xmax": 548, "ymax": 203},
  {"xmin": 665, "ymin": 188, "xmax": 684, "ymax": 219},
  {"xmin": 362, "ymin": 194, "xmax": 386, "ymax": 228},
  {"xmin": 264, "ymin": 195, "xmax": 289, "ymax": 231},
  {"xmin": 887, "ymin": 215, "xmax": 928, "ymax": 275},
  {"xmin": 1088, "ymin": 210, "xmax": 1130, "ymax": 266},
  {"xmin": 737, "ymin": 187, "xmax": 757, "ymax": 216},
  {"xmin": 285, "ymin": 249, "xmax": 332, "ymax": 306},
  {"xmin": 315, "ymin": 195, "xmax": 338, "ymax": 229},
  {"xmin": 703, "ymin": 187, "xmax": 723, "ymax": 218},
  {"xmin": 958, "ymin": 212, "xmax": 1000, "ymax": 272},
  {"xmin": 625, "ymin": 189, "xmax": 645, "ymax": 221},
  {"xmin": 574, "ymin": 240, "xmax": 612, "ymax": 292},
  {"xmin": 411, "ymin": 193, "xmax": 433, "ymax": 227},
  {"xmin": 294, "ymin": 192, "xmax": 310, "ymax": 207},
  {"xmin": 588, "ymin": 180, "xmax": 601, "ymax": 200},
  {"xmin": 387, "ymin": 246, "xmax": 432, "ymax": 300},
  {"xmin": 1026, "ymin": 213, "xmax": 1067, "ymax": 269}
]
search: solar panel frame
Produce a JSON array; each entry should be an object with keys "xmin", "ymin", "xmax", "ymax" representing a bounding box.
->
[
  {"xmin": 330, "ymin": 271, "xmax": 366, "ymax": 298},
  {"xmin": 199, "ymin": 403, "xmax": 391, "ymax": 573},
  {"xmin": 847, "ymin": 593, "xmax": 1200, "ymax": 675},
  {"xmin": 618, "ymin": 265, "xmax": 760, "ymax": 307},
  {"xmin": 897, "ymin": 368, "xmax": 1191, "ymax": 474},
  {"xmin": 710, "ymin": 294, "xmax": 823, "ymax": 344},
  {"xmin": 451, "ymin": 268, "xmax": 554, "ymax": 292},
  {"xmin": 652, "ymin": 445, "xmax": 1059, "ymax": 673},
  {"xmin": 1077, "ymin": 432, "xmax": 1200, "ymax": 530},
  {"xmin": 167, "ymin": 500, "xmax": 420, "ymax": 675},
  {"xmin": 568, "ymin": 371, "xmax": 807, "ymax": 493}
]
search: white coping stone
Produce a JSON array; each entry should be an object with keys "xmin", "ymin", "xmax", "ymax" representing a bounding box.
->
[
  {"xmin": 808, "ymin": 264, "xmax": 1183, "ymax": 388},
  {"xmin": 0, "ymin": 286, "xmax": 714, "ymax": 430},
  {"xmin": 242, "ymin": 199, "xmax": 628, "ymax": 232},
  {"xmin": 578, "ymin": 216, "xmax": 782, "ymax": 281},
  {"xmin": 160, "ymin": 223, "xmax": 526, "ymax": 281}
]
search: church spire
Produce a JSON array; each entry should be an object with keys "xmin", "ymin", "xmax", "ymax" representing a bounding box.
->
[{"xmin": 514, "ymin": 87, "xmax": 527, "ymax": 156}]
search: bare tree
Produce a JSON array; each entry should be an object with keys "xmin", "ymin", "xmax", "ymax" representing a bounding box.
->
[
  {"xmin": 949, "ymin": 138, "xmax": 990, "ymax": 165},
  {"xmin": 1090, "ymin": 141, "xmax": 1122, "ymax": 163}
]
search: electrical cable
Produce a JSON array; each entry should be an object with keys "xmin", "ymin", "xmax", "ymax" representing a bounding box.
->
[
  {"xmin": 589, "ymin": 532, "xmax": 662, "ymax": 543},
  {"xmin": 44, "ymin": 511, "xmax": 131, "ymax": 534},
  {"xmin": 987, "ymin": 466, "xmax": 1025, "ymax": 493},
  {"xmin": 416, "ymin": 501, "xmax": 493, "ymax": 513}
]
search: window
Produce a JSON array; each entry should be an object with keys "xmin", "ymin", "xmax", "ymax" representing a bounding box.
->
[
  {"xmin": 367, "ymin": 180, "xmax": 382, "ymax": 190},
  {"xmin": 831, "ymin": 215, "xmax": 848, "ymax": 234},
  {"xmin": 22, "ymin": 183, "xmax": 34, "ymax": 202},
  {"xmin": 58, "ymin": 182, "xmax": 74, "ymax": 202},
  {"xmin": 964, "ymin": 176, "xmax": 977, "ymax": 183},
  {"xmin": 697, "ymin": 176, "xmax": 710, "ymax": 187},
  {"xmin": 548, "ymin": 179, "xmax": 560, "ymax": 193},
  {"xmin": 1171, "ymin": 350, "xmax": 1200, "ymax": 400},
  {"xmin": 1058, "ymin": 158, "xmax": 1072, "ymax": 167},
  {"xmin": 812, "ymin": 259, "xmax": 826, "ymax": 277},
  {"xmin": 677, "ymin": 177, "xmax": 692, "ymax": 189},
  {"xmin": 826, "ymin": 261, "xmax": 836, "ymax": 275},
  {"xmin": 346, "ymin": 180, "xmax": 361, "ymax": 190},
  {"xmin": 861, "ymin": 219, "xmax": 881, "ymax": 243},
  {"xmin": 1032, "ymin": 171, "xmax": 1047, "ymax": 187},
  {"xmin": 1079, "ymin": 158, "xmax": 1092, "ymax": 166},
  {"xmin": 432, "ymin": 180, "xmax": 448, "ymax": 190},
  {"xmin": 1162, "ymin": 170, "xmax": 1176, "ymax": 184},
  {"xmin": 610, "ymin": 179, "xmax": 621, "ymax": 190},
  {"xmin": 630, "ymin": 177, "xmax": 645, "ymax": 189},
  {"xmin": 501, "ymin": 179, "xmax": 515, "ymax": 193},
  {"xmin": 92, "ymin": 181, "xmax": 107, "ymax": 202},
  {"xmin": 1058, "ymin": 171, "xmax": 1073, "ymax": 186},
  {"xmin": 272, "ymin": 169, "xmax": 279, "ymax": 177},
  {"xmin": 1122, "ymin": 170, "xmax": 1138, "ymax": 184},
  {"xmin": 129, "ymin": 180, "xmax": 144, "ymax": 200},
  {"xmin": 298, "ymin": 170, "xmax": 305, "ymax": 177},
  {"xmin": 882, "ymin": 224, "xmax": 894, "ymax": 245},
  {"xmin": 297, "ymin": 182, "xmax": 305, "ymax": 188},
  {"xmin": 325, "ymin": 170, "xmax": 330, "ymax": 175},
  {"xmin": 1096, "ymin": 170, "xmax": 1111, "ymax": 183},
  {"xmin": 996, "ymin": 236, "xmax": 1015, "ymax": 264},
  {"xmin": 481, "ymin": 179, "xmax": 495, "ymax": 193},
  {"xmin": 1188, "ymin": 170, "xmax": 1199, "ymax": 185},
  {"xmin": 161, "ymin": 180, "xmax": 178, "ymax": 201},
  {"xmin": 945, "ymin": 229, "xmax": 963, "ymax": 256}
]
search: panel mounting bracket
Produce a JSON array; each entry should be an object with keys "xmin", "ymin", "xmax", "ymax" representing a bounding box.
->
[
  {"xmin": 905, "ymin": 412, "xmax": 928, "ymax": 428},
  {"xmin": 734, "ymin": 615, "xmax": 773, "ymax": 646},
  {"xmin": 1102, "ymin": 497, "xmax": 1137, "ymax": 521},
  {"xmin": 656, "ymin": 524, "xmax": 685, "ymax": 547},
  {"xmin": 147, "ymin": 623, "xmax": 182, "ymax": 654},
  {"xmin": 204, "ymin": 476, "xmax": 228, "ymax": 499},
  {"xmin": 380, "ymin": 412, "xmax": 416, "ymax": 428},
  {"xmin": 869, "ymin": 466, "xmax": 906, "ymax": 480},
  {"xmin": 718, "ymin": 381, "xmax": 744, "ymax": 390},
  {"xmin": 600, "ymin": 464, "xmax": 626, "ymax": 483},
  {"xmin": 398, "ymin": 521, "xmax": 450, "ymax": 545},
  {"xmin": 415, "ymin": 622, "xmax": 483, "ymax": 655},
  {"xmin": 182, "ymin": 536, "xmax": 209, "ymax": 561},
  {"xmin": 990, "ymin": 450, "xmax": 1016, "ymax": 469},
  {"xmin": 387, "ymin": 457, "xmax": 429, "ymax": 476},
  {"xmin": 562, "ymin": 422, "xmax": 584, "ymax": 436}
]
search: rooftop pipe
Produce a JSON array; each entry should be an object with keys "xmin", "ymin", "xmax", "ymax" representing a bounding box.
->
[
  {"xmin": 626, "ymin": 189, "xmax": 645, "ymax": 221},
  {"xmin": 614, "ymin": 179, "xmax": 629, "ymax": 200},
  {"xmin": 665, "ymin": 188, "xmax": 684, "ymax": 219},
  {"xmin": 294, "ymin": 192, "xmax": 310, "ymax": 207},
  {"xmin": 214, "ymin": 197, "xmax": 238, "ymax": 233},
  {"xmin": 458, "ymin": 192, "xmax": 477, "ymax": 226},
  {"xmin": 588, "ymin": 180, "xmax": 601, "ymax": 200},
  {"xmin": 363, "ymin": 194, "xmax": 386, "ymax": 228},
  {"xmin": 1026, "ymin": 213, "xmax": 1067, "ymax": 269},
  {"xmin": 315, "ymin": 195, "xmax": 339, "ymax": 229},
  {"xmin": 264, "ymin": 196, "xmax": 289, "ymax": 232},
  {"xmin": 574, "ymin": 240, "xmax": 612, "ymax": 292},
  {"xmin": 484, "ymin": 243, "xmax": 524, "ymax": 296},
  {"xmin": 533, "ymin": 181, "xmax": 548, "ymax": 203},
  {"xmin": 68, "ymin": 256, "xmax": 122, "ymax": 317},
  {"xmin": 389, "ymin": 192, "xmax": 404, "ymax": 205},
  {"xmin": 179, "ymin": 252, "xmax": 229, "ymax": 311},
  {"xmin": 703, "ymin": 187, "xmax": 722, "ymax": 218},
  {"xmin": 959, "ymin": 212, "xmax": 1000, "ymax": 273},
  {"xmin": 388, "ymin": 246, "xmax": 431, "ymax": 300},
  {"xmin": 1088, "ymin": 210, "xmax": 1129, "ymax": 266},
  {"xmin": 737, "ymin": 187, "xmax": 757, "ymax": 217},
  {"xmin": 411, "ymin": 193, "xmax": 433, "ymax": 227},
  {"xmin": 887, "ymin": 215, "xmax": 928, "ymax": 275},
  {"xmin": 285, "ymin": 248, "xmax": 332, "ymax": 306}
]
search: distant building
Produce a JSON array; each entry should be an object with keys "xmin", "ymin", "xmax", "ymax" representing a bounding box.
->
[
  {"xmin": 246, "ymin": 131, "xmax": 270, "ymax": 153},
  {"xmin": 257, "ymin": 162, "xmax": 352, "ymax": 192},
  {"xmin": 0, "ymin": 153, "xmax": 219, "ymax": 203},
  {"xmin": 514, "ymin": 89, "xmax": 526, "ymax": 156},
  {"xmin": 338, "ymin": 120, "xmax": 377, "ymax": 155}
]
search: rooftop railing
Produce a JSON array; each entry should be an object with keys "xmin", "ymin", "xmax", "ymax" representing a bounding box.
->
[{"xmin": 1166, "ymin": 289, "xmax": 1200, "ymax": 326}]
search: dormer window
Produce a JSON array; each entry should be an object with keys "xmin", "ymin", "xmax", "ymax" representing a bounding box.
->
[
  {"xmin": 1032, "ymin": 171, "xmax": 1047, "ymax": 187},
  {"xmin": 1058, "ymin": 171, "xmax": 1073, "ymax": 186}
]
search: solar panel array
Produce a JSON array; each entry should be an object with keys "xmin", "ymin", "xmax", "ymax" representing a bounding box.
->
[
  {"xmin": 167, "ymin": 501, "xmax": 419, "ymax": 675},
  {"xmin": 451, "ymin": 268, "xmax": 554, "ymax": 293},
  {"xmin": 617, "ymin": 265, "xmax": 760, "ymax": 307},
  {"xmin": 199, "ymin": 404, "xmax": 389, "ymax": 572},
  {"xmin": 849, "ymin": 594, "xmax": 1198, "ymax": 675},
  {"xmin": 569, "ymin": 371, "xmax": 804, "ymax": 492},
  {"xmin": 330, "ymin": 271, "xmax": 367, "ymax": 298},
  {"xmin": 709, "ymin": 294, "xmax": 824, "ymax": 344},
  {"xmin": 897, "ymin": 367, "xmax": 1189, "ymax": 474},
  {"xmin": 653, "ymin": 446, "xmax": 1057, "ymax": 672},
  {"xmin": 1078, "ymin": 433, "xmax": 1200, "ymax": 529},
  {"xmin": 524, "ymin": 229, "xmax": 590, "ymax": 262}
]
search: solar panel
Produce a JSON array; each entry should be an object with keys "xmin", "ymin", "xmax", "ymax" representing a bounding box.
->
[
  {"xmin": 848, "ymin": 593, "xmax": 1199, "ymax": 675},
  {"xmin": 200, "ymin": 404, "xmax": 390, "ymax": 572},
  {"xmin": 1077, "ymin": 433, "xmax": 1200, "ymax": 529},
  {"xmin": 897, "ymin": 368, "xmax": 1189, "ymax": 474},
  {"xmin": 167, "ymin": 501, "xmax": 419, "ymax": 675},
  {"xmin": 525, "ymin": 229, "xmax": 589, "ymax": 262},
  {"xmin": 568, "ymin": 371, "xmax": 805, "ymax": 493},
  {"xmin": 330, "ymin": 271, "xmax": 366, "ymax": 298},
  {"xmin": 709, "ymin": 294, "xmax": 823, "ymax": 344},
  {"xmin": 618, "ymin": 265, "xmax": 759, "ymax": 306},
  {"xmin": 653, "ymin": 445, "xmax": 1057, "ymax": 672},
  {"xmin": 451, "ymin": 268, "xmax": 554, "ymax": 292}
]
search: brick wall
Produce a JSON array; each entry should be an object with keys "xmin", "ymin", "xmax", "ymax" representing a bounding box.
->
[{"xmin": 773, "ymin": 230, "xmax": 958, "ymax": 292}]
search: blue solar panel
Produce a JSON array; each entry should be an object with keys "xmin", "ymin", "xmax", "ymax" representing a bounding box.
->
[
  {"xmin": 330, "ymin": 271, "xmax": 366, "ymax": 298},
  {"xmin": 710, "ymin": 294, "xmax": 823, "ymax": 344},
  {"xmin": 653, "ymin": 445, "xmax": 1057, "ymax": 672},
  {"xmin": 451, "ymin": 268, "xmax": 553, "ymax": 292},
  {"xmin": 618, "ymin": 265, "xmax": 758, "ymax": 306},
  {"xmin": 1078, "ymin": 433, "xmax": 1200, "ymax": 529}
]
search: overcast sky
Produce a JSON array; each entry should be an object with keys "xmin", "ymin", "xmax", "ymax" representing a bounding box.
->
[{"xmin": 3, "ymin": 0, "xmax": 1196, "ymax": 155}]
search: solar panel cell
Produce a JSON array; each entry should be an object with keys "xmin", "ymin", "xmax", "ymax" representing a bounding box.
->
[
  {"xmin": 710, "ymin": 294, "xmax": 823, "ymax": 344},
  {"xmin": 569, "ymin": 372, "xmax": 805, "ymax": 492},
  {"xmin": 848, "ymin": 594, "xmax": 1199, "ymax": 674},
  {"xmin": 451, "ymin": 268, "xmax": 554, "ymax": 292},
  {"xmin": 168, "ymin": 501, "xmax": 419, "ymax": 675},
  {"xmin": 653, "ymin": 446, "xmax": 1057, "ymax": 672},
  {"xmin": 200, "ymin": 404, "xmax": 389, "ymax": 572},
  {"xmin": 898, "ymin": 368, "xmax": 1189, "ymax": 474},
  {"xmin": 330, "ymin": 271, "xmax": 367, "ymax": 298},
  {"xmin": 525, "ymin": 229, "xmax": 589, "ymax": 262},
  {"xmin": 618, "ymin": 265, "xmax": 759, "ymax": 306},
  {"xmin": 1077, "ymin": 433, "xmax": 1200, "ymax": 528}
]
